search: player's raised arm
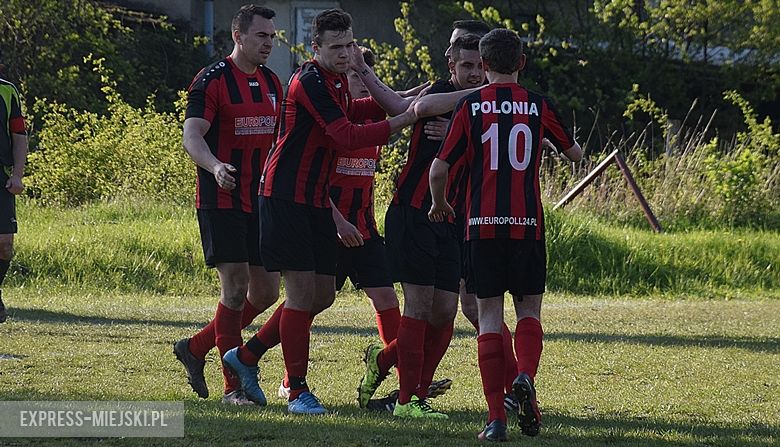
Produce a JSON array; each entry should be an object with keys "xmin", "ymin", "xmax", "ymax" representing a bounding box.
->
[
  {"xmin": 414, "ymin": 86, "xmax": 482, "ymax": 118},
  {"xmin": 349, "ymin": 45, "xmax": 414, "ymax": 116}
]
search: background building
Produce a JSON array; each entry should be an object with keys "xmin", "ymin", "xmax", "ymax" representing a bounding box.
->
[{"xmin": 118, "ymin": 0, "xmax": 404, "ymax": 82}]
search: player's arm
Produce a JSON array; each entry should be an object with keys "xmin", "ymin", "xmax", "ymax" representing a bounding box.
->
[
  {"xmin": 7, "ymin": 134, "xmax": 27, "ymax": 195},
  {"xmin": 562, "ymin": 142, "xmax": 583, "ymax": 161},
  {"xmin": 429, "ymin": 98, "xmax": 470, "ymax": 222},
  {"xmin": 541, "ymin": 98, "xmax": 583, "ymax": 162},
  {"xmin": 330, "ymin": 198, "xmax": 364, "ymax": 248},
  {"xmin": 414, "ymin": 87, "xmax": 482, "ymax": 118},
  {"xmin": 349, "ymin": 45, "xmax": 413, "ymax": 116},
  {"xmin": 428, "ymin": 158, "xmax": 454, "ymax": 222},
  {"xmin": 542, "ymin": 138, "xmax": 583, "ymax": 162},
  {"xmin": 398, "ymin": 81, "xmax": 430, "ymax": 98},
  {"xmin": 299, "ymin": 74, "xmax": 416, "ymax": 149},
  {"xmin": 6, "ymin": 92, "xmax": 27, "ymax": 195},
  {"xmin": 182, "ymin": 118, "xmax": 236, "ymax": 190}
]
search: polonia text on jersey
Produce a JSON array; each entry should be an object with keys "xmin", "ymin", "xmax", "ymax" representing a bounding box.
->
[{"xmin": 470, "ymin": 100, "xmax": 539, "ymax": 116}]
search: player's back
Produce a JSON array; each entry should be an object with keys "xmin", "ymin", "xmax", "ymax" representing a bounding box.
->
[{"xmin": 440, "ymin": 82, "xmax": 574, "ymax": 241}]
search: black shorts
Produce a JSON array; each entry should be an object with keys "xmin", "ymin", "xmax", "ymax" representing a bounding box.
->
[
  {"xmin": 259, "ymin": 196, "xmax": 337, "ymax": 275},
  {"xmin": 336, "ymin": 236, "xmax": 393, "ymax": 291},
  {"xmin": 0, "ymin": 170, "xmax": 17, "ymax": 234},
  {"xmin": 384, "ymin": 204, "xmax": 460, "ymax": 293},
  {"xmin": 197, "ymin": 208, "xmax": 261, "ymax": 268},
  {"xmin": 466, "ymin": 239, "xmax": 546, "ymax": 298}
]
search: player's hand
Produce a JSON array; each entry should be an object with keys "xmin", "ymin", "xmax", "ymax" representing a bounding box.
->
[
  {"xmin": 349, "ymin": 44, "xmax": 368, "ymax": 72},
  {"xmin": 5, "ymin": 174, "xmax": 24, "ymax": 195},
  {"xmin": 399, "ymin": 81, "xmax": 430, "ymax": 98},
  {"xmin": 335, "ymin": 219, "xmax": 364, "ymax": 248},
  {"xmin": 542, "ymin": 138, "xmax": 557, "ymax": 152},
  {"xmin": 428, "ymin": 201, "xmax": 455, "ymax": 223},
  {"xmin": 424, "ymin": 117, "xmax": 450, "ymax": 141},
  {"xmin": 213, "ymin": 163, "xmax": 237, "ymax": 190}
]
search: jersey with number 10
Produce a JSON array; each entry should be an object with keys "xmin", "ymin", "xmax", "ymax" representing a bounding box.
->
[{"xmin": 437, "ymin": 83, "xmax": 574, "ymax": 241}]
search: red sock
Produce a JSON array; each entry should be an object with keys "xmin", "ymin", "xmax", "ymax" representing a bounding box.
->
[
  {"xmin": 189, "ymin": 298, "xmax": 259, "ymax": 360},
  {"xmin": 214, "ymin": 302, "xmax": 243, "ymax": 393},
  {"xmin": 256, "ymin": 301, "xmax": 284, "ymax": 348},
  {"xmin": 417, "ymin": 321, "xmax": 454, "ymax": 399},
  {"xmin": 515, "ymin": 317, "xmax": 543, "ymax": 379},
  {"xmin": 377, "ymin": 339, "xmax": 397, "ymax": 374},
  {"xmin": 396, "ymin": 316, "xmax": 427, "ymax": 404},
  {"xmin": 280, "ymin": 307, "xmax": 312, "ymax": 401},
  {"xmin": 376, "ymin": 306, "xmax": 401, "ymax": 346},
  {"xmin": 240, "ymin": 299, "xmax": 262, "ymax": 328},
  {"xmin": 502, "ymin": 323, "xmax": 518, "ymax": 393},
  {"xmin": 478, "ymin": 333, "xmax": 507, "ymax": 424},
  {"xmin": 283, "ymin": 313, "xmax": 314, "ymax": 393}
]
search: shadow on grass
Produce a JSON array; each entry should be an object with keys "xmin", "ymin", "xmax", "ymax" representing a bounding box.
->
[
  {"xmin": 547, "ymin": 331, "xmax": 780, "ymax": 353},
  {"xmin": 0, "ymin": 392, "xmax": 776, "ymax": 447},
  {"xmin": 9, "ymin": 307, "xmax": 778, "ymax": 354},
  {"xmin": 8, "ymin": 307, "xmax": 198, "ymax": 329}
]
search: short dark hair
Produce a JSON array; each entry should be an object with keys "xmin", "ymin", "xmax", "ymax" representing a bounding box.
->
[
  {"xmin": 312, "ymin": 9, "xmax": 352, "ymax": 45},
  {"xmin": 450, "ymin": 34, "xmax": 481, "ymax": 62},
  {"xmin": 232, "ymin": 5, "xmax": 276, "ymax": 34},
  {"xmin": 479, "ymin": 28, "xmax": 523, "ymax": 74},
  {"xmin": 452, "ymin": 19, "xmax": 491, "ymax": 37},
  {"xmin": 360, "ymin": 46, "xmax": 376, "ymax": 68}
]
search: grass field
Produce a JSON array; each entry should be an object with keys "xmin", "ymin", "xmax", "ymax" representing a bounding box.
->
[{"xmin": 1, "ymin": 200, "xmax": 779, "ymax": 446}]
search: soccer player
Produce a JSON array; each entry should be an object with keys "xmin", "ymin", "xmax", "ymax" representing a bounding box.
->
[
  {"xmin": 447, "ymin": 20, "xmax": 523, "ymax": 416},
  {"xmin": 251, "ymin": 9, "xmax": 417, "ymax": 415},
  {"xmin": 351, "ymin": 34, "xmax": 485, "ymax": 419},
  {"xmin": 429, "ymin": 28, "xmax": 582, "ymax": 441},
  {"xmin": 224, "ymin": 47, "xmax": 435, "ymax": 410},
  {"xmin": 173, "ymin": 4, "xmax": 283, "ymax": 406},
  {"xmin": 0, "ymin": 64, "xmax": 28, "ymax": 324},
  {"xmin": 330, "ymin": 47, "xmax": 401, "ymax": 354}
]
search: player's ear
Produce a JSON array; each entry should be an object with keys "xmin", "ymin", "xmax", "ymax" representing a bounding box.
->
[
  {"xmin": 448, "ymin": 59, "xmax": 456, "ymax": 76},
  {"xmin": 516, "ymin": 54, "xmax": 527, "ymax": 72},
  {"xmin": 232, "ymin": 29, "xmax": 242, "ymax": 46},
  {"xmin": 312, "ymin": 40, "xmax": 320, "ymax": 55},
  {"xmin": 481, "ymin": 57, "xmax": 490, "ymax": 74}
]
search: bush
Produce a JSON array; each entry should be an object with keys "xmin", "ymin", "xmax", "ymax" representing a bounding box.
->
[{"xmin": 26, "ymin": 58, "xmax": 194, "ymax": 207}]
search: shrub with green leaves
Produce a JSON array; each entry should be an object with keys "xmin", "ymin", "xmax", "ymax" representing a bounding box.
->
[{"xmin": 26, "ymin": 58, "xmax": 194, "ymax": 207}]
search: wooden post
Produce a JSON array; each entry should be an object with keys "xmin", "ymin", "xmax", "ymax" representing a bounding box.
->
[
  {"xmin": 614, "ymin": 153, "xmax": 663, "ymax": 233},
  {"xmin": 554, "ymin": 149, "xmax": 618, "ymax": 210}
]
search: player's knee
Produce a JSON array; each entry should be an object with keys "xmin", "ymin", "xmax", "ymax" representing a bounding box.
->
[
  {"xmin": 477, "ymin": 308, "xmax": 504, "ymax": 334},
  {"xmin": 248, "ymin": 284, "xmax": 280, "ymax": 309},
  {"xmin": 367, "ymin": 288, "xmax": 398, "ymax": 311},
  {"xmin": 0, "ymin": 239, "xmax": 13, "ymax": 261},
  {"xmin": 311, "ymin": 295, "xmax": 335, "ymax": 316},
  {"xmin": 220, "ymin": 279, "xmax": 249, "ymax": 309},
  {"xmin": 460, "ymin": 299, "xmax": 478, "ymax": 325},
  {"xmin": 402, "ymin": 297, "xmax": 432, "ymax": 320}
]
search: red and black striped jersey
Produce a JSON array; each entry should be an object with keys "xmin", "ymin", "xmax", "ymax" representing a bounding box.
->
[
  {"xmin": 260, "ymin": 60, "xmax": 392, "ymax": 208},
  {"xmin": 392, "ymin": 79, "xmax": 457, "ymax": 210},
  {"xmin": 329, "ymin": 104, "xmax": 386, "ymax": 240},
  {"xmin": 185, "ymin": 57, "xmax": 282, "ymax": 213},
  {"xmin": 0, "ymin": 78, "xmax": 26, "ymax": 167},
  {"xmin": 437, "ymin": 83, "xmax": 574, "ymax": 241}
]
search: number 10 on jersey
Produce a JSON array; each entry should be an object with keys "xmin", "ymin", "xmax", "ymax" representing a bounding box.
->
[{"xmin": 481, "ymin": 122, "xmax": 533, "ymax": 171}]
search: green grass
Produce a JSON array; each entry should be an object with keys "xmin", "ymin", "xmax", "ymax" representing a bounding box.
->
[
  {"xmin": 1, "ymin": 291, "xmax": 778, "ymax": 446},
  {"xmin": 10, "ymin": 199, "xmax": 780, "ymax": 298},
  {"xmin": 0, "ymin": 199, "xmax": 778, "ymax": 445}
]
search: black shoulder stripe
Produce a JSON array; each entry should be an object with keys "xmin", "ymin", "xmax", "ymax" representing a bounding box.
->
[{"xmin": 260, "ymin": 66, "xmax": 279, "ymax": 97}]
